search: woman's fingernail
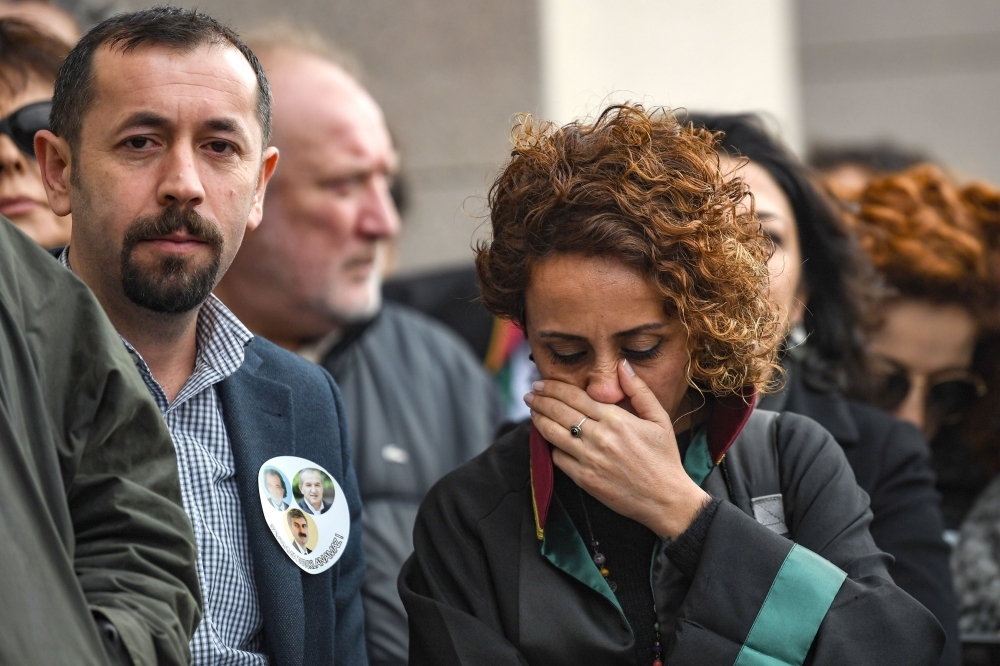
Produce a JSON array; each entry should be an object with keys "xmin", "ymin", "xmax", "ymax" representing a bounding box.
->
[
  {"xmin": 523, "ymin": 392, "xmax": 534, "ymax": 405},
  {"xmin": 532, "ymin": 380, "xmax": 544, "ymax": 392},
  {"xmin": 623, "ymin": 359, "xmax": 635, "ymax": 376}
]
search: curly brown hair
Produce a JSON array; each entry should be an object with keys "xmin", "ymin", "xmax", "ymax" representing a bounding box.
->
[
  {"xmin": 845, "ymin": 164, "xmax": 1000, "ymax": 319},
  {"xmin": 475, "ymin": 104, "xmax": 781, "ymax": 396}
]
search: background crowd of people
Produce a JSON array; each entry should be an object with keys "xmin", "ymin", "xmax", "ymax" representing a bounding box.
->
[{"xmin": 2, "ymin": 2, "xmax": 1000, "ymax": 665}]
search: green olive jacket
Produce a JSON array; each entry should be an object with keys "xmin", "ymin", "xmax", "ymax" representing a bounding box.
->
[{"xmin": 0, "ymin": 218, "xmax": 201, "ymax": 665}]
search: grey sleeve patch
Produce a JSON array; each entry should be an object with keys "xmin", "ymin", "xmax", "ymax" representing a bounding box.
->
[{"xmin": 752, "ymin": 493, "xmax": 789, "ymax": 537}]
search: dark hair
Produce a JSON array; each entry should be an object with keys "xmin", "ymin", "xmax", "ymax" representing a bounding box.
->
[
  {"xmin": 51, "ymin": 6, "xmax": 271, "ymax": 149},
  {"xmin": 0, "ymin": 17, "xmax": 71, "ymax": 94},
  {"xmin": 478, "ymin": 104, "xmax": 781, "ymax": 396},
  {"xmin": 287, "ymin": 508, "xmax": 305, "ymax": 525},
  {"xmin": 685, "ymin": 113, "xmax": 877, "ymax": 393},
  {"xmin": 809, "ymin": 143, "xmax": 929, "ymax": 175}
]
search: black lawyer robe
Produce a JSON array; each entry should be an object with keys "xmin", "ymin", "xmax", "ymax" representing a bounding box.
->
[{"xmin": 399, "ymin": 406, "xmax": 944, "ymax": 665}]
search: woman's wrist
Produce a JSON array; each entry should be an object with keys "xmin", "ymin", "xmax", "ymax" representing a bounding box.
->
[{"xmin": 652, "ymin": 485, "xmax": 712, "ymax": 540}]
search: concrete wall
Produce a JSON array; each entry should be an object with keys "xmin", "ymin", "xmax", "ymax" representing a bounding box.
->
[
  {"xmin": 799, "ymin": 0, "xmax": 1000, "ymax": 182},
  {"xmin": 540, "ymin": 0, "xmax": 802, "ymax": 150}
]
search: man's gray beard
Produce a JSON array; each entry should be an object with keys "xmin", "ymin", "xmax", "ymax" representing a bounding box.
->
[
  {"xmin": 337, "ymin": 288, "xmax": 382, "ymax": 325},
  {"xmin": 322, "ymin": 260, "xmax": 385, "ymax": 326}
]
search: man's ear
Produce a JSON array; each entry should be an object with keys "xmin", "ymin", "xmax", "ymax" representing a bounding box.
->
[
  {"xmin": 246, "ymin": 146, "xmax": 279, "ymax": 233},
  {"xmin": 34, "ymin": 130, "xmax": 73, "ymax": 217}
]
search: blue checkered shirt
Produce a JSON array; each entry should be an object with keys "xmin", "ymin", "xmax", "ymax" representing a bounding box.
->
[{"xmin": 60, "ymin": 249, "xmax": 267, "ymax": 665}]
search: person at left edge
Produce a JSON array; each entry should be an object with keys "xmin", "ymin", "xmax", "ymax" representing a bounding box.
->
[
  {"xmin": 35, "ymin": 8, "xmax": 367, "ymax": 666},
  {"xmin": 0, "ymin": 215, "xmax": 201, "ymax": 664}
]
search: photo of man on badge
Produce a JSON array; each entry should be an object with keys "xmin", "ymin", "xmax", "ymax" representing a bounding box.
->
[
  {"xmin": 262, "ymin": 467, "xmax": 290, "ymax": 511},
  {"xmin": 295, "ymin": 467, "xmax": 334, "ymax": 515},
  {"xmin": 287, "ymin": 508, "xmax": 314, "ymax": 555}
]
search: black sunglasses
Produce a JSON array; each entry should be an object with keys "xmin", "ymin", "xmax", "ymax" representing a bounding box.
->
[
  {"xmin": 0, "ymin": 100, "xmax": 51, "ymax": 157},
  {"xmin": 870, "ymin": 359, "xmax": 987, "ymax": 425}
]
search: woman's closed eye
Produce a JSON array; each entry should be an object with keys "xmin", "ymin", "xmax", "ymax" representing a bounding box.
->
[
  {"xmin": 545, "ymin": 339, "xmax": 663, "ymax": 365},
  {"xmin": 622, "ymin": 340, "xmax": 662, "ymax": 361},
  {"xmin": 547, "ymin": 346, "xmax": 587, "ymax": 365},
  {"xmin": 762, "ymin": 228, "xmax": 785, "ymax": 249}
]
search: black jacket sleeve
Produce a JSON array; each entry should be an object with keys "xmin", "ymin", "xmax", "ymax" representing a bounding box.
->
[
  {"xmin": 663, "ymin": 413, "xmax": 945, "ymax": 666},
  {"xmin": 846, "ymin": 404, "xmax": 959, "ymax": 666},
  {"xmin": 400, "ymin": 496, "xmax": 529, "ymax": 665}
]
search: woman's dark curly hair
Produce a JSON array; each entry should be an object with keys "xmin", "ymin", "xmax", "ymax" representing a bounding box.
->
[
  {"xmin": 685, "ymin": 113, "xmax": 879, "ymax": 394},
  {"xmin": 476, "ymin": 104, "xmax": 781, "ymax": 396}
]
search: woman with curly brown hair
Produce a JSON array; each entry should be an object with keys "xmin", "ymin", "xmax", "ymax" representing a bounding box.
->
[
  {"xmin": 398, "ymin": 105, "xmax": 943, "ymax": 666},
  {"xmin": 842, "ymin": 165, "xmax": 1000, "ymax": 638},
  {"xmin": 848, "ymin": 165, "xmax": 994, "ymax": 430},
  {"xmin": 843, "ymin": 165, "xmax": 1000, "ymax": 522}
]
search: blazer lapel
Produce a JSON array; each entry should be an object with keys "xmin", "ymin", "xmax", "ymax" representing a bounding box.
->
[{"xmin": 218, "ymin": 343, "xmax": 304, "ymax": 666}]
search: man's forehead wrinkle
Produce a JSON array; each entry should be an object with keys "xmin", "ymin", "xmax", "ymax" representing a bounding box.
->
[
  {"xmin": 94, "ymin": 42, "xmax": 258, "ymax": 111},
  {"xmin": 276, "ymin": 124, "xmax": 386, "ymax": 178},
  {"xmin": 113, "ymin": 70, "xmax": 254, "ymax": 102},
  {"xmin": 95, "ymin": 63, "xmax": 258, "ymax": 143}
]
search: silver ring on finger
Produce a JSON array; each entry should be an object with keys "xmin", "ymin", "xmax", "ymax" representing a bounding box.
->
[{"xmin": 569, "ymin": 416, "xmax": 588, "ymax": 438}]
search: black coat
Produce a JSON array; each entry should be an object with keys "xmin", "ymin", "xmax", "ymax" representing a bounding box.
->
[
  {"xmin": 399, "ymin": 403, "xmax": 944, "ymax": 665},
  {"xmin": 759, "ymin": 358, "xmax": 959, "ymax": 666}
]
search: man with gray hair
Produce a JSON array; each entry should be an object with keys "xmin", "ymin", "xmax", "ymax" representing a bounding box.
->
[{"xmin": 215, "ymin": 29, "xmax": 501, "ymax": 665}]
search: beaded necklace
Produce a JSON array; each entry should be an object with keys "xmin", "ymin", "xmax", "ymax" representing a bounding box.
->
[{"xmin": 579, "ymin": 487, "xmax": 663, "ymax": 666}]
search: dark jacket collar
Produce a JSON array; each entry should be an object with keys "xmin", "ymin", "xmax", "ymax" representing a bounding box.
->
[
  {"xmin": 758, "ymin": 356, "xmax": 860, "ymax": 446},
  {"xmin": 530, "ymin": 388, "xmax": 757, "ymax": 539},
  {"xmin": 322, "ymin": 307, "xmax": 384, "ymax": 365}
]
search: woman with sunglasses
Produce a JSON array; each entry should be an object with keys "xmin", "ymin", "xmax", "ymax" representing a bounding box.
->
[
  {"xmin": 842, "ymin": 165, "xmax": 1000, "ymax": 519},
  {"xmin": 687, "ymin": 113, "xmax": 959, "ymax": 666},
  {"xmin": 842, "ymin": 165, "xmax": 1000, "ymax": 637},
  {"xmin": 0, "ymin": 18, "xmax": 71, "ymax": 248},
  {"xmin": 400, "ymin": 104, "xmax": 943, "ymax": 666}
]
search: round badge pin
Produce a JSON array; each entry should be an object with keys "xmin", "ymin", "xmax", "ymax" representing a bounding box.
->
[{"xmin": 258, "ymin": 456, "xmax": 350, "ymax": 574}]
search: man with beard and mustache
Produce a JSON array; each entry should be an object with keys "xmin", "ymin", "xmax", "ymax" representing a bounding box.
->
[
  {"xmin": 33, "ymin": 8, "xmax": 367, "ymax": 666},
  {"xmin": 213, "ymin": 31, "xmax": 502, "ymax": 665},
  {"xmin": 287, "ymin": 509, "xmax": 313, "ymax": 555}
]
